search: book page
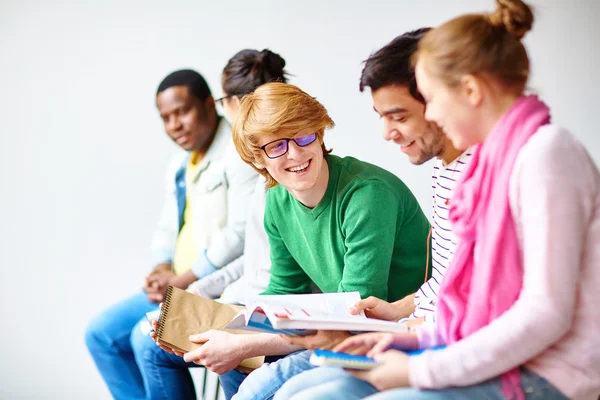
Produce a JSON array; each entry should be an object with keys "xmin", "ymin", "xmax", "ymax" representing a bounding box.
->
[
  {"xmin": 223, "ymin": 292, "xmax": 406, "ymax": 335},
  {"xmin": 242, "ymin": 292, "xmax": 364, "ymax": 319}
]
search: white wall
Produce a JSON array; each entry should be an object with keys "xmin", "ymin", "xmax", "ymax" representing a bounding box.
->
[{"xmin": 0, "ymin": 0, "xmax": 598, "ymax": 398}]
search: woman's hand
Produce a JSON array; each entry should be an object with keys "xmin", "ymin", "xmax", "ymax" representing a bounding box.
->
[
  {"xmin": 347, "ymin": 350, "xmax": 411, "ymax": 391},
  {"xmin": 280, "ymin": 330, "xmax": 352, "ymax": 350},
  {"xmin": 349, "ymin": 297, "xmax": 404, "ymax": 321},
  {"xmin": 334, "ymin": 331, "xmax": 418, "ymax": 357}
]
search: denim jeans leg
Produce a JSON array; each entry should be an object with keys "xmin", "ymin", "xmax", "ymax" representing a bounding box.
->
[
  {"xmin": 275, "ymin": 366, "xmax": 359, "ymax": 400},
  {"xmin": 288, "ymin": 374, "xmax": 378, "ymax": 400},
  {"xmin": 362, "ymin": 368, "xmax": 569, "ymax": 400},
  {"xmin": 289, "ymin": 367, "xmax": 569, "ymax": 400},
  {"xmin": 220, "ymin": 369, "xmax": 249, "ymax": 400},
  {"xmin": 131, "ymin": 319, "xmax": 200, "ymax": 400},
  {"xmin": 232, "ymin": 350, "xmax": 315, "ymax": 400},
  {"xmin": 84, "ymin": 291, "xmax": 158, "ymax": 400}
]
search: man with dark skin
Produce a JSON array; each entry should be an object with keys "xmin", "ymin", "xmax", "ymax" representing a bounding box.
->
[
  {"xmin": 85, "ymin": 69, "xmax": 257, "ymax": 400},
  {"xmin": 145, "ymin": 77, "xmax": 220, "ymax": 301}
]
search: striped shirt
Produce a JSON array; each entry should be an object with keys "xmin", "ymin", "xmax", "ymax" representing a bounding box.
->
[{"xmin": 410, "ymin": 150, "xmax": 472, "ymax": 322}]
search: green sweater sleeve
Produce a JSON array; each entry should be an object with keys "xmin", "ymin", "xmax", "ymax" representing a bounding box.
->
[
  {"xmin": 261, "ymin": 204, "xmax": 313, "ymax": 295},
  {"xmin": 338, "ymin": 181, "xmax": 400, "ymax": 300}
]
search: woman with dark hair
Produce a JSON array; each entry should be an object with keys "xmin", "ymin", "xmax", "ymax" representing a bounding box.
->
[
  {"xmin": 217, "ymin": 49, "xmax": 288, "ymax": 123},
  {"xmin": 184, "ymin": 48, "xmax": 288, "ymax": 305}
]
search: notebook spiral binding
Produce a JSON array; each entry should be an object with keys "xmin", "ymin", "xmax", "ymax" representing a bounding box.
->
[{"xmin": 155, "ymin": 285, "xmax": 174, "ymax": 340}]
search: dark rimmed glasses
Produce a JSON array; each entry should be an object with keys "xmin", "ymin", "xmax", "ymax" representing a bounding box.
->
[
  {"xmin": 260, "ymin": 133, "xmax": 318, "ymax": 159},
  {"xmin": 215, "ymin": 93, "xmax": 246, "ymax": 107}
]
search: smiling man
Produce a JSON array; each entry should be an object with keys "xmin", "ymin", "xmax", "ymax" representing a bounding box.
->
[
  {"xmin": 165, "ymin": 82, "xmax": 431, "ymax": 400},
  {"xmin": 85, "ymin": 69, "xmax": 258, "ymax": 400},
  {"xmin": 354, "ymin": 28, "xmax": 470, "ymax": 325},
  {"xmin": 272, "ymin": 28, "xmax": 474, "ymax": 400}
]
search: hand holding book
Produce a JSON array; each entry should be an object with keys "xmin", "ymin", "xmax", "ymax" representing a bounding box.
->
[
  {"xmin": 152, "ymin": 286, "xmax": 264, "ymax": 372},
  {"xmin": 151, "ymin": 287, "xmax": 411, "ymax": 374},
  {"xmin": 224, "ymin": 292, "xmax": 408, "ymax": 335},
  {"xmin": 183, "ymin": 329, "xmax": 256, "ymax": 375},
  {"xmin": 333, "ymin": 331, "xmax": 419, "ymax": 358},
  {"xmin": 150, "ymin": 319, "xmax": 185, "ymax": 357},
  {"xmin": 280, "ymin": 330, "xmax": 354, "ymax": 351},
  {"xmin": 339, "ymin": 346, "xmax": 447, "ymax": 391}
]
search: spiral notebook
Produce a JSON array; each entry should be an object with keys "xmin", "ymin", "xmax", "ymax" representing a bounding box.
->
[{"xmin": 155, "ymin": 286, "xmax": 264, "ymax": 372}]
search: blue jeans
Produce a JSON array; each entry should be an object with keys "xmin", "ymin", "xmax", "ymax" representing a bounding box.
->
[
  {"xmin": 281, "ymin": 366, "xmax": 568, "ymax": 400},
  {"xmin": 220, "ymin": 369, "xmax": 249, "ymax": 400},
  {"xmin": 85, "ymin": 291, "xmax": 201, "ymax": 400},
  {"xmin": 219, "ymin": 350, "xmax": 315, "ymax": 400},
  {"xmin": 274, "ymin": 366, "xmax": 351, "ymax": 400}
]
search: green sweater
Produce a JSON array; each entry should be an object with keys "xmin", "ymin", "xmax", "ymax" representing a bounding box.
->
[{"xmin": 262, "ymin": 154, "xmax": 431, "ymax": 302}]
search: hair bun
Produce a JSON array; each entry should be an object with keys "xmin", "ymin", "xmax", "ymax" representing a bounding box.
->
[
  {"xmin": 222, "ymin": 48, "xmax": 288, "ymax": 96},
  {"xmin": 487, "ymin": 0, "xmax": 534, "ymax": 40},
  {"xmin": 257, "ymin": 49, "xmax": 286, "ymax": 76}
]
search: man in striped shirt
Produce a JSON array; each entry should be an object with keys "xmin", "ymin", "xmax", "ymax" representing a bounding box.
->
[
  {"xmin": 348, "ymin": 28, "xmax": 472, "ymax": 326},
  {"xmin": 282, "ymin": 30, "xmax": 472, "ymax": 358}
]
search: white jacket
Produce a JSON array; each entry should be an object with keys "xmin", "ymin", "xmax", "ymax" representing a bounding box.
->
[
  {"xmin": 188, "ymin": 178, "xmax": 272, "ymax": 303},
  {"xmin": 150, "ymin": 118, "xmax": 259, "ymax": 278}
]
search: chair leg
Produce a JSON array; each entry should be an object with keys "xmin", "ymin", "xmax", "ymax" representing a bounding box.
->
[
  {"xmin": 201, "ymin": 367, "xmax": 208, "ymax": 400},
  {"xmin": 214, "ymin": 375, "xmax": 222, "ymax": 400}
]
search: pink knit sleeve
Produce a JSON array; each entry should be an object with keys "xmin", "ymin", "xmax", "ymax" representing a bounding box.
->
[
  {"xmin": 416, "ymin": 322, "xmax": 445, "ymax": 349},
  {"xmin": 409, "ymin": 126, "xmax": 594, "ymax": 389}
]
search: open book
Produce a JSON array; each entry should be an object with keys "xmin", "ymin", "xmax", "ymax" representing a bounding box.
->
[{"xmin": 224, "ymin": 292, "xmax": 408, "ymax": 336}]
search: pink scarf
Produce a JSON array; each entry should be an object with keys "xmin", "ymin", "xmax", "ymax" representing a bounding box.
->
[{"xmin": 437, "ymin": 95, "xmax": 550, "ymax": 400}]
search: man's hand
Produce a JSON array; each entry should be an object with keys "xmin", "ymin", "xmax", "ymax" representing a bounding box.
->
[
  {"xmin": 280, "ymin": 330, "xmax": 353, "ymax": 351},
  {"xmin": 168, "ymin": 271, "xmax": 198, "ymax": 291},
  {"xmin": 404, "ymin": 317, "xmax": 425, "ymax": 330},
  {"xmin": 346, "ymin": 350, "xmax": 410, "ymax": 391},
  {"xmin": 142, "ymin": 263, "xmax": 172, "ymax": 294},
  {"xmin": 150, "ymin": 319, "xmax": 186, "ymax": 357},
  {"xmin": 334, "ymin": 331, "xmax": 418, "ymax": 357},
  {"xmin": 349, "ymin": 296, "xmax": 403, "ymax": 321},
  {"xmin": 144, "ymin": 271, "xmax": 176, "ymax": 303},
  {"xmin": 151, "ymin": 262, "xmax": 172, "ymax": 275},
  {"xmin": 391, "ymin": 294, "xmax": 417, "ymax": 320},
  {"xmin": 183, "ymin": 330, "xmax": 246, "ymax": 374}
]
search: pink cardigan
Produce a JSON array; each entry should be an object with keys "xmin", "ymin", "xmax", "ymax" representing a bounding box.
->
[{"xmin": 409, "ymin": 125, "xmax": 600, "ymax": 400}]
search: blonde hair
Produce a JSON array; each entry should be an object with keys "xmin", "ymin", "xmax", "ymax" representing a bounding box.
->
[
  {"xmin": 232, "ymin": 82, "xmax": 334, "ymax": 188},
  {"xmin": 415, "ymin": 0, "xmax": 534, "ymax": 94}
]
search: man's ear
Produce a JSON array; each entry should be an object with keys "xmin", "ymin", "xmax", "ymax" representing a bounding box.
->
[
  {"xmin": 203, "ymin": 96, "xmax": 216, "ymax": 113},
  {"xmin": 460, "ymin": 74, "xmax": 483, "ymax": 107}
]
